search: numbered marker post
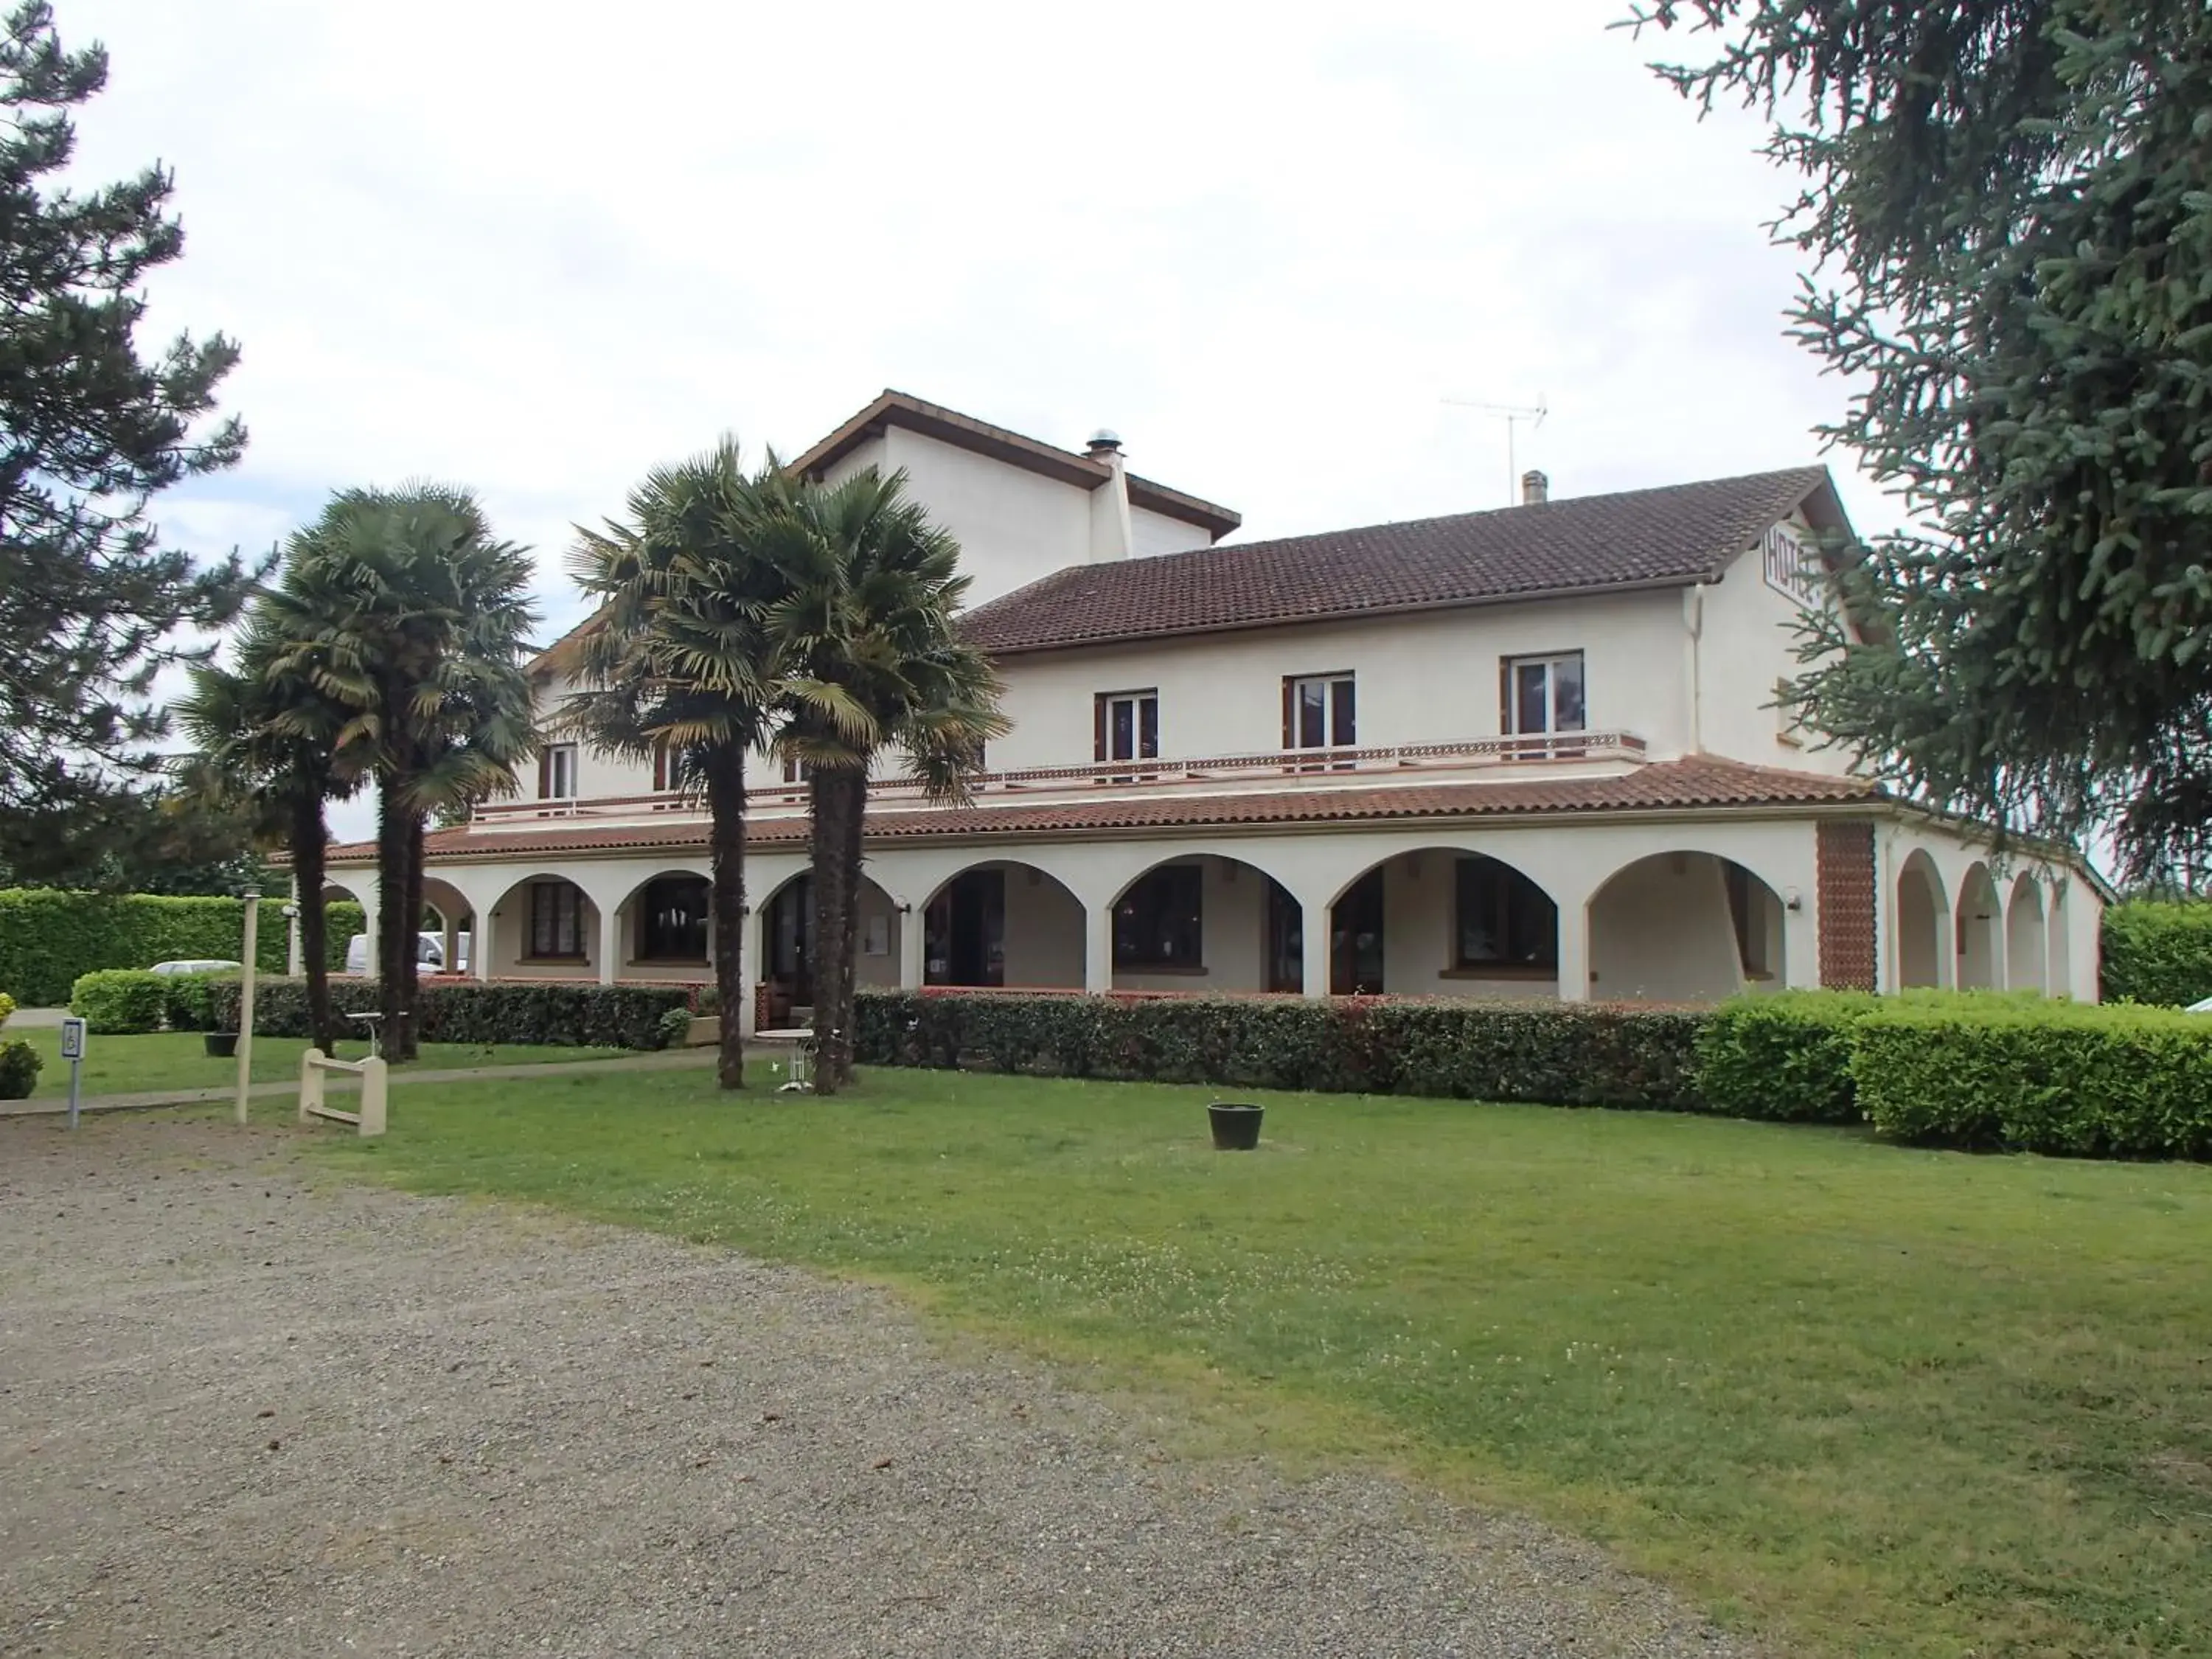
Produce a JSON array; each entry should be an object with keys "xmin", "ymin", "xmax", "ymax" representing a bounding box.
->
[{"xmin": 59, "ymin": 1016, "xmax": 87, "ymax": 1130}]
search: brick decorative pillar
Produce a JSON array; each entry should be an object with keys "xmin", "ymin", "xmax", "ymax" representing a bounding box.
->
[{"xmin": 1817, "ymin": 819, "xmax": 1879, "ymax": 990}]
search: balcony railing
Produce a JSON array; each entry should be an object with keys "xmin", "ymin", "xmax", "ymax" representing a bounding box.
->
[{"xmin": 472, "ymin": 730, "xmax": 1646, "ymax": 826}]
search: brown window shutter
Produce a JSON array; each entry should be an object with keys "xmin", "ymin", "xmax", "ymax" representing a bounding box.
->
[
  {"xmin": 651, "ymin": 742, "xmax": 666, "ymax": 793},
  {"xmin": 1093, "ymin": 695, "xmax": 1107, "ymax": 763},
  {"xmin": 538, "ymin": 748, "xmax": 552, "ymax": 799},
  {"xmin": 1498, "ymin": 660, "xmax": 1512, "ymax": 736},
  {"xmin": 1281, "ymin": 678, "xmax": 1294, "ymax": 750}
]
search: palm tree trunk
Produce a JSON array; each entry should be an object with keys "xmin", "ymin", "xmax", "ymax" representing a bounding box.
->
[
  {"xmin": 834, "ymin": 769, "xmax": 866, "ymax": 1086},
  {"xmin": 395, "ymin": 815, "xmax": 427, "ymax": 1061},
  {"xmin": 290, "ymin": 785, "xmax": 338, "ymax": 1054},
  {"xmin": 807, "ymin": 769, "xmax": 854, "ymax": 1096},
  {"xmin": 375, "ymin": 777, "xmax": 412, "ymax": 1053},
  {"xmin": 704, "ymin": 741, "xmax": 748, "ymax": 1090}
]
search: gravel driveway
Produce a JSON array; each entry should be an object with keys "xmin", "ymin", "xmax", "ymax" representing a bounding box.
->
[{"xmin": 0, "ymin": 1114, "xmax": 1757, "ymax": 1658}]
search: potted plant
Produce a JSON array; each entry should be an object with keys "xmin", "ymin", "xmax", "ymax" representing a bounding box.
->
[{"xmin": 1207, "ymin": 1100, "xmax": 1264, "ymax": 1150}]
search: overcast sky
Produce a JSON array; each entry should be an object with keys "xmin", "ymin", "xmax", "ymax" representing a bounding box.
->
[{"xmin": 63, "ymin": 0, "xmax": 1882, "ymax": 838}]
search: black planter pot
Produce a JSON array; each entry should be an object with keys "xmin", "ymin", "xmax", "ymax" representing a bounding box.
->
[
  {"xmin": 1208, "ymin": 1101, "xmax": 1264, "ymax": 1151},
  {"xmin": 204, "ymin": 1032, "xmax": 239, "ymax": 1058}
]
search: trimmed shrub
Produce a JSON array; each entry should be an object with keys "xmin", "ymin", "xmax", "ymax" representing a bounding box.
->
[
  {"xmin": 1697, "ymin": 992, "xmax": 1882, "ymax": 1123},
  {"xmin": 2101, "ymin": 900, "xmax": 2212, "ymax": 1006},
  {"xmin": 158, "ymin": 972, "xmax": 234, "ymax": 1032},
  {"xmin": 0, "ymin": 1037, "xmax": 39, "ymax": 1099},
  {"xmin": 206, "ymin": 978, "xmax": 691, "ymax": 1051},
  {"xmin": 1851, "ymin": 1001, "xmax": 2212, "ymax": 1158},
  {"xmin": 0, "ymin": 991, "xmax": 15, "ymax": 1030},
  {"xmin": 852, "ymin": 991, "xmax": 1711, "ymax": 1110},
  {"xmin": 70, "ymin": 969, "xmax": 170, "ymax": 1034}
]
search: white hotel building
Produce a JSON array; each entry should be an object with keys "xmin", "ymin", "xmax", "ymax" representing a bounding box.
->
[{"xmin": 321, "ymin": 391, "xmax": 2105, "ymax": 1032}]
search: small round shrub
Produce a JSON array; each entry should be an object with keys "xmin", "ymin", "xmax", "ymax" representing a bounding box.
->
[
  {"xmin": 0, "ymin": 990, "xmax": 15, "ymax": 1030},
  {"xmin": 0, "ymin": 1037, "xmax": 41, "ymax": 1099},
  {"xmin": 657, "ymin": 1006, "xmax": 695, "ymax": 1049},
  {"xmin": 70, "ymin": 968, "xmax": 168, "ymax": 1034}
]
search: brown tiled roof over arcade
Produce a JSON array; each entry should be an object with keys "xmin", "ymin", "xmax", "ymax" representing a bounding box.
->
[
  {"xmin": 961, "ymin": 467, "xmax": 1840, "ymax": 655},
  {"xmin": 328, "ymin": 757, "xmax": 1882, "ymax": 866}
]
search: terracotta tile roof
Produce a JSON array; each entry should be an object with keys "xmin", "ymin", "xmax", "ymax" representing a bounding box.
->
[
  {"xmin": 330, "ymin": 758, "xmax": 1881, "ymax": 866},
  {"xmin": 961, "ymin": 467, "xmax": 1839, "ymax": 655},
  {"xmin": 792, "ymin": 389, "xmax": 1242, "ymax": 539}
]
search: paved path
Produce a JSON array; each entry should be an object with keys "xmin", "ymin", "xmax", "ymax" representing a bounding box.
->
[
  {"xmin": 0, "ymin": 1047, "xmax": 721, "ymax": 1120},
  {"xmin": 0, "ymin": 1115, "xmax": 1758, "ymax": 1658},
  {"xmin": 4, "ymin": 1005, "xmax": 66, "ymax": 1028}
]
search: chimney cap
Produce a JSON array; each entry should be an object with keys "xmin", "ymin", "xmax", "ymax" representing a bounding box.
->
[
  {"xmin": 1086, "ymin": 428, "xmax": 1124, "ymax": 456},
  {"xmin": 1520, "ymin": 468, "xmax": 1550, "ymax": 505}
]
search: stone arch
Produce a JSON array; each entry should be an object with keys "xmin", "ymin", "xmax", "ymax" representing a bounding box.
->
[
  {"xmin": 1588, "ymin": 849, "xmax": 1788, "ymax": 1004},
  {"xmin": 1321, "ymin": 844, "xmax": 1562, "ymax": 999},
  {"xmin": 1896, "ymin": 849, "xmax": 1950, "ymax": 989},
  {"xmin": 605, "ymin": 866, "xmax": 717, "ymax": 985},
  {"xmin": 1955, "ymin": 862, "xmax": 2004, "ymax": 990},
  {"xmin": 748, "ymin": 866, "xmax": 908, "ymax": 1022},
  {"xmin": 919, "ymin": 860, "xmax": 1085, "ymax": 990},
  {"xmin": 1103, "ymin": 853, "xmax": 1303, "ymax": 994},
  {"xmin": 2006, "ymin": 872, "xmax": 2048, "ymax": 995},
  {"xmin": 481, "ymin": 870, "xmax": 602, "ymax": 981}
]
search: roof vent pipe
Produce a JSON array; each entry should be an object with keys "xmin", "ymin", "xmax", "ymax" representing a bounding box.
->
[
  {"xmin": 1086, "ymin": 428, "xmax": 1124, "ymax": 458},
  {"xmin": 1521, "ymin": 470, "xmax": 1550, "ymax": 506}
]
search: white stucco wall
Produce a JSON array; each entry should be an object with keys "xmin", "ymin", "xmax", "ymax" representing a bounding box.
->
[
  {"xmin": 999, "ymin": 863, "xmax": 1086, "ymax": 988},
  {"xmin": 878, "ymin": 428, "xmax": 1095, "ymax": 606},
  {"xmin": 1694, "ymin": 524, "xmax": 1856, "ymax": 777},
  {"xmin": 987, "ymin": 588, "xmax": 1696, "ymax": 772},
  {"xmin": 1130, "ymin": 503, "xmax": 1215, "ymax": 559}
]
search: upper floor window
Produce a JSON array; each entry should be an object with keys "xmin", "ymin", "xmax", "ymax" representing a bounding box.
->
[
  {"xmin": 1113, "ymin": 863, "xmax": 1203, "ymax": 970},
  {"xmin": 1453, "ymin": 856, "xmax": 1558, "ymax": 973},
  {"xmin": 651, "ymin": 740, "xmax": 672, "ymax": 793},
  {"xmin": 1094, "ymin": 689, "xmax": 1159, "ymax": 768},
  {"xmin": 538, "ymin": 743, "xmax": 579, "ymax": 800},
  {"xmin": 636, "ymin": 875, "xmax": 709, "ymax": 962},
  {"xmin": 1500, "ymin": 652, "xmax": 1585, "ymax": 740},
  {"xmin": 1283, "ymin": 672, "xmax": 1356, "ymax": 753},
  {"xmin": 782, "ymin": 751, "xmax": 811, "ymax": 785}
]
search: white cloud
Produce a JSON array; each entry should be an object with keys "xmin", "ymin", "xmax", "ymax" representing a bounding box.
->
[{"xmin": 59, "ymin": 0, "xmax": 1893, "ymax": 825}]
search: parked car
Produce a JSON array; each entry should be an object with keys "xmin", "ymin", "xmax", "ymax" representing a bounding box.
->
[
  {"xmin": 344, "ymin": 932, "xmax": 470, "ymax": 976},
  {"xmin": 147, "ymin": 959, "xmax": 242, "ymax": 976},
  {"xmin": 2188, "ymin": 995, "xmax": 2212, "ymax": 1014}
]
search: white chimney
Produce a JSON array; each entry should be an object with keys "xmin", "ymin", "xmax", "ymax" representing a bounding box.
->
[
  {"xmin": 1086, "ymin": 428, "xmax": 1134, "ymax": 562},
  {"xmin": 1521, "ymin": 469, "xmax": 1550, "ymax": 506}
]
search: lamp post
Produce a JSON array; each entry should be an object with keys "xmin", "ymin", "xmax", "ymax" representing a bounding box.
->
[{"xmin": 234, "ymin": 892, "xmax": 260, "ymax": 1126}]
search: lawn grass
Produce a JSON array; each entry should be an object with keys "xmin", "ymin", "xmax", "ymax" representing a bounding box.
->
[
  {"xmin": 12, "ymin": 1026, "xmax": 631, "ymax": 1097},
  {"xmin": 318, "ymin": 1066, "xmax": 2212, "ymax": 1657}
]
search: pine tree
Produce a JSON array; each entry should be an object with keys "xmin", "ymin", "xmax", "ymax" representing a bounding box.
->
[
  {"xmin": 1632, "ymin": 1, "xmax": 2212, "ymax": 883},
  {"xmin": 0, "ymin": 1, "xmax": 248, "ymax": 874}
]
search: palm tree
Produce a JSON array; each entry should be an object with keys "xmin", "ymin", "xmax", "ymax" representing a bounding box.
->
[
  {"xmin": 755, "ymin": 467, "xmax": 1006, "ymax": 1093},
  {"xmin": 275, "ymin": 487, "xmax": 538, "ymax": 1062},
  {"xmin": 177, "ymin": 599, "xmax": 367, "ymax": 1054},
  {"xmin": 560, "ymin": 439, "xmax": 802, "ymax": 1090}
]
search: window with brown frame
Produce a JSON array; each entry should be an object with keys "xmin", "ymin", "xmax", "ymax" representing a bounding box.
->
[
  {"xmin": 636, "ymin": 875, "xmax": 709, "ymax": 962},
  {"xmin": 1113, "ymin": 864, "xmax": 1203, "ymax": 970},
  {"xmin": 528, "ymin": 881, "xmax": 585, "ymax": 959},
  {"xmin": 1093, "ymin": 689, "xmax": 1158, "ymax": 776},
  {"xmin": 1452, "ymin": 856, "xmax": 1558, "ymax": 972},
  {"xmin": 1281, "ymin": 672, "xmax": 1356, "ymax": 753},
  {"xmin": 651, "ymin": 740, "xmax": 672, "ymax": 793},
  {"xmin": 537, "ymin": 743, "xmax": 579, "ymax": 800}
]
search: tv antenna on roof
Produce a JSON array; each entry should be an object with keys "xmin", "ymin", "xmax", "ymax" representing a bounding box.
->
[{"xmin": 1442, "ymin": 396, "xmax": 1549, "ymax": 507}]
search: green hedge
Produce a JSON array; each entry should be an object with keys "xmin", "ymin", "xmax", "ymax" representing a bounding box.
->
[
  {"xmin": 0, "ymin": 890, "xmax": 366, "ymax": 1006},
  {"xmin": 853, "ymin": 992, "xmax": 1710, "ymax": 1110},
  {"xmin": 206, "ymin": 978, "xmax": 689, "ymax": 1051},
  {"xmin": 1694, "ymin": 992, "xmax": 1880, "ymax": 1124},
  {"xmin": 69, "ymin": 969, "xmax": 172, "ymax": 1034},
  {"xmin": 1852, "ymin": 1001, "xmax": 2212, "ymax": 1158},
  {"xmin": 2101, "ymin": 900, "xmax": 2212, "ymax": 1006}
]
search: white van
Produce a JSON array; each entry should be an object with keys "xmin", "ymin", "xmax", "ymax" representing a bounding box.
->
[{"xmin": 344, "ymin": 931, "xmax": 469, "ymax": 976}]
